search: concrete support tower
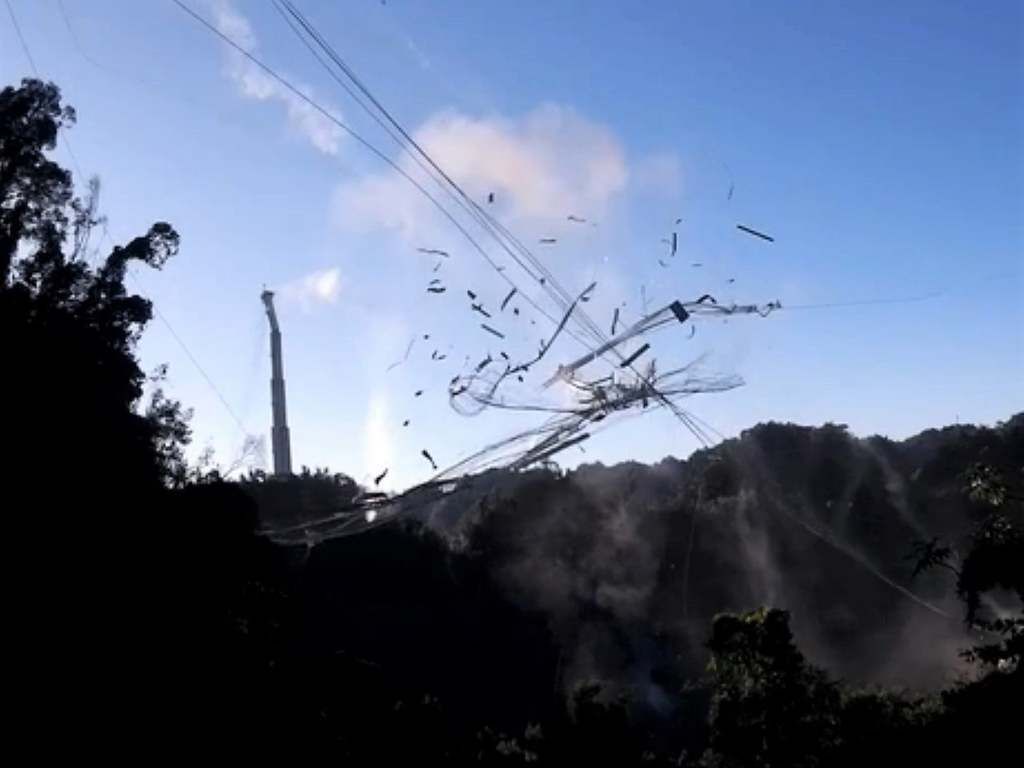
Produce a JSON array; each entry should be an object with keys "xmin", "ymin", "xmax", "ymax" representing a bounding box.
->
[{"xmin": 261, "ymin": 289, "xmax": 293, "ymax": 476}]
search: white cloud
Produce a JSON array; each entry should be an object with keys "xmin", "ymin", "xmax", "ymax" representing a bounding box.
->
[
  {"xmin": 281, "ymin": 266, "xmax": 343, "ymax": 309},
  {"xmin": 332, "ymin": 104, "xmax": 629, "ymax": 239},
  {"xmin": 213, "ymin": 0, "xmax": 344, "ymax": 156},
  {"xmin": 633, "ymin": 151, "xmax": 682, "ymax": 194}
]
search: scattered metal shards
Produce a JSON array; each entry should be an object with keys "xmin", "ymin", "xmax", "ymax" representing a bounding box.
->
[
  {"xmin": 414, "ymin": 390, "xmax": 423, "ymax": 397},
  {"xmin": 567, "ymin": 215, "xmax": 587, "ymax": 223},
  {"xmin": 500, "ymin": 351, "xmax": 510, "ymax": 360},
  {"xmin": 467, "ymin": 290, "xmax": 477, "ymax": 300},
  {"xmin": 471, "ymin": 302, "xmax": 492, "ymax": 318},
  {"xmin": 658, "ymin": 259, "xmax": 669, "ymax": 268},
  {"xmin": 487, "ymin": 192, "xmax": 495, "ymax": 203},
  {"xmin": 475, "ymin": 354, "xmax": 494, "ymax": 373},
  {"xmin": 418, "ymin": 247, "xmax": 450, "ymax": 257},
  {"xmin": 481, "ymin": 323, "xmax": 505, "ymax": 339},
  {"xmin": 736, "ymin": 224, "xmax": 774, "ymax": 242},
  {"xmin": 671, "ymin": 232, "xmax": 678, "ymax": 256},
  {"xmin": 539, "ymin": 238, "xmax": 557, "ymax": 244},
  {"xmin": 691, "ymin": 262, "xmax": 703, "ymax": 267},
  {"xmin": 697, "ymin": 294, "xmax": 717, "ymax": 304},
  {"xmin": 611, "ymin": 307, "xmax": 620, "ymax": 335},
  {"xmin": 374, "ymin": 468, "xmax": 388, "ymax": 486},
  {"xmin": 427, "ymin": 286, "xmax": 447, "ymax": 294},
  {"xmin": 402, "ymin": 419, "xmax": 410, "ymax": 427}
]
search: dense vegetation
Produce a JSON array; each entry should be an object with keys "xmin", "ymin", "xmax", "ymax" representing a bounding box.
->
[{"xmin": 4, "ymin": 78, "xmax": 1019, "ymax": 762}]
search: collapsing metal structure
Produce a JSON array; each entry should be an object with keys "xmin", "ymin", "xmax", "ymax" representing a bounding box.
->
[{"xmin": 261, "ymin": 289, "xmax": 293, "ymax": 476}]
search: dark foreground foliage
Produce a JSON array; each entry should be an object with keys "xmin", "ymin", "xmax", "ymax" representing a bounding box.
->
[{"xmin": 4, "ymin": 78, "xmax": 1020, "ymax": 762}]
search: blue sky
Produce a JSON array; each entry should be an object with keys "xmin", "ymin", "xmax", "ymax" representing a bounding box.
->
[{"xmin": 3, "ymin": 0, "xmax": 1021, "ymax": 489}]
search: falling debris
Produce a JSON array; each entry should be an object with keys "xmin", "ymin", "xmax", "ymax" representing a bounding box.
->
[
  {"xmin": 567, "ymin": 214, "xmax": 587, "ymax": 223},
  {"xmin": 727, "ymin": 278, "xmax": 736, "ymax": 284},
  {"xmin": 727, "ymin": 184, "xmax": 734, "ymax": 201},
  {"xmin": 423, "ymin": 334, "xmax": 430, "ymax": 340},
  {"xmin": 432, "ymin": 260, "xmax": 443, "ymax": 273},
  {"xmin": 487, "ymin": 192, "xmax": 495, "ymax": 204},
  {"xmin": 688, "ymin": 326, "xmax": 696, "ymax": 339},
  {"xmin": 696, "ymin": 294, "xmax": 717, "ymax": 305},
  {"xmin": 402, "ymin": 420, "xmax": 410, "ymax": 427},
  {"xmin": 658, "ymin": 259, "xmax": 669, "ymax": 268},
  {"xmin": 475, "ymin": 353, "xmax": 493, "ymax": 373},
  {"xmin": 517, "ymin": 375, "xmax": 524, "ymax": 382},
  {"xmin": 619, "ymin": 343, "xmax": 651, "ymax": 368},
  {"xmin": 736, "ymin": 224, "xmax": 774, "ymax": 242},
  {"xmin": 414, "ymin": 390, "xmax": 423, "ymax": 397},
  {"xmin": 428, "ymin": 278, "xmax": 442, "ymax": 286},
  {"xmin": 500, "ymin": 287, "xmax": 517, "ymax": 311},
  {"xmin": 421, "ymin": 450, "xmax": 438, "ymax": 471},
  {"xmin": 374, "ymin": 468, "xmax": 388, "ymax": 486},
  {"xmin": 500, "ymin": 351, "xmax": 510, "ymax": 360},
  {"xmin": 671, "ymin": 232, "xmax": 678, "ymax": 256},
  {"xmin": 467, "ymin": 290, "xmax": 477, "ymax": 300},
  {"xmin": 481, "ymin": 323, "xmax": 505, "ymax": 339},
  {"xmin": 471, "ymin": 302, "xmax": 492, "ymax": 318},
  {"xmin": 539, "ymin": 238, "xmax": 557, "ymax": 244},
  {"xmin": 386, "ymin": 337, "xmax": 416, "ymax": 372},
  {"xmin": 611, "ymin": 307, "xmax": 620, "ymax": 335},
  {"xmin": 427, "ymin": 286, "xmax": 447, "ymax": 294},
  {"xmin": 691, "ymin": 263, "xmax": 703, "ymax": 268},
  {"xmin": 674, "ymin": 217, "xmax": 682, "ymax": 225},
  {"xmin": 418, "ymin": 247, "xmax": 450, "ymax": 257},
  {"xmin": 513, "ymin": 307, "xmax": 520, "ymax": 316},
  {"xmin": 669, "ymin": 301, "xmax": 690, "ymax": 324},
  {"xmin": 431, "ymin": 349, "xmax": 447, "ymax": 361}
]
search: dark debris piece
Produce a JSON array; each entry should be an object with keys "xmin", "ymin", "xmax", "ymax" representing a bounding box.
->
[
  {"xmin": 427, "ymin": 286, "xmax": 447, "ymax": 294},
  {"xmin": 481, "ymin": 323, "xmax": 505, "ymax": 339},
  {"xmin": 475, "ymin": 354, "xmax": 493, "ymax": 373},
  {"xmin": 669, "ymin": 301, "xmax": 690, "ymax": 323},
  {"xmin": 403, "ymin": 420, "xmax": 410, "ymax": 427},
  {"xmin": 418, "ymin": 247, "xmax": 450, "ymax": 257},
  {"xmin": 414, "ymin": 390, "xmax": 423, "ymax": 397},
  {"xmin": 671, "ymin": 232, "xmax": 678, "ymax": 256},
  {"xmin": 500, "ymin": 351, "xmax": 509, "ymax": 360},
  {"xmin": 619, "ymin": 343, "xmax": 651, "ymax": 368},
  {"xmin": 513, "ymin": 307, "xmax": 520, "ymax": 316},
  {"xmin": 471, "ymin": 302, "xmax": 492, "ymax": 318},
  {"xmin": 488, "ymin": 192, "xmax": 495, "ymax": 203},
  {"xmin": 500, "ymin": 287, "xmax": 517, "ymax": 311},
  {"xmin": 421, "ymin": 450, "xmax": 438, "ymax": 471},
  {"xmin": 467, "ymin": 290, "xmax": 477, "ymax": 300},
  {"xmin": 539, "ymin": 238, "xmax": 557, "ymax": 244},
  {"xmin": 736, "ymin": 224, "xmax": 774, "ymax": 242},
  {"xmin": 374, "ymin": 468, "xmax": 388, "ymax": 486},
  {"xmin": 696, "ymin": 294, "xmax": 717, "ymax": 304},
  {"xmin": 611, "ymin": 307, "xmax": 620, "ymax": 335},
  {"xmin": 658, "ymin": 259, "xmax": 669, "ymax": 268},
  {"xmin": 567, "ymin": 214, "xmax": 587, "ymax": 223}
]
